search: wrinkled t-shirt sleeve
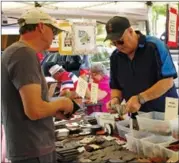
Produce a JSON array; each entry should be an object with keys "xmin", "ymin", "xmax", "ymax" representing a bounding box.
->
[{"xmin": 8, "ymin": 47, "xmax": 41, "ymax": 90}]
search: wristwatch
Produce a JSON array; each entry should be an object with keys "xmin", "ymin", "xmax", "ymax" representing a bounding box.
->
[{"xmin": 137, "ymin": 94, "xmax": 145, "ymax": 105}]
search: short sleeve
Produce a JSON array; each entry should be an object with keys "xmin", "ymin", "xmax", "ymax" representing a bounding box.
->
[
  {"xmin": 147, "ymin": 36, "xmax": 177, "ymax": 79},
  {"xmin": 156, "ymin": 45, "xmax": 177, "ymax": 79},
  {"xmin": 8, "ymin": 47, "xmax": 41, "ymax": 90}
]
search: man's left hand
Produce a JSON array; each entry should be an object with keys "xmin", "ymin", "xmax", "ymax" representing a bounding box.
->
[{"xmin": 126, "ymin": 95, "xmax": 141, "ymax": 113}]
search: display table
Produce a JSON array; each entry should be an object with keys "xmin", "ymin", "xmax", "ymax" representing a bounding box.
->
[{"xmin": 54, "ymin": 114, "xmax": 169, "ymax": 163}]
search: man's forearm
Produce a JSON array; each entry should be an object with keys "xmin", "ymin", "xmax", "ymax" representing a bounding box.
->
[
  {"xmin": 140, "ymin": 78, "xmax": 174, "ymax": 102},
  {"xmin": 111, "ymin": 89, "xmax": 123, "ymax": 102}
]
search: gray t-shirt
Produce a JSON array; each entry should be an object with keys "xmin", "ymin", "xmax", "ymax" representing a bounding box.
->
[{"xmin": 1, "ymin": 41, "xmax": 55, "ymax": 161}]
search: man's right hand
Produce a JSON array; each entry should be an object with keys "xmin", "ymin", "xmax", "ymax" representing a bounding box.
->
[
  {"xmin": 58, "ymin": 97, "xmax": 74, "ymax": 114},
  {"xmin": 106, "ymin": 97, "xmax": 120, "ymax": 113}
]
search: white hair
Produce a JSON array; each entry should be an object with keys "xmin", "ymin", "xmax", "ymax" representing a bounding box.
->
[{"xmin": 91, "ymin": 63, "xmax": 107, "ymax": 75}]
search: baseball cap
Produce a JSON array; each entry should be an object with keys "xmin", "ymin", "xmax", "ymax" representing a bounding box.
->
[
  {"xmin": 18, "ymin": 8, "xmax": 63, "ymax": 34},
  {"xmin": 104, "ymin": 16, "xmax": 131, "ymax": 41},
  {"xmin": 49, "ymin": 64, "xmax": 63, "ymax": 76}
]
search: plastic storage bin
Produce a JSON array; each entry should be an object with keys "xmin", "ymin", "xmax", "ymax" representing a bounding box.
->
[
  {"xmin": 163, "ymin": 146, "xmax": 179, "ymax": 160},
  {"xmin": 170, "ymin": 118, "xmax": 179, "ymax": 140},
  {"xmin": 141, "ymin": 135, "xmax": 175, "ymax": 158},
  {"xmin": 125, "ymin": 130, "xmax": 153, "ymax": 156},
  {"xmin": 116, "ymin": 119, "xmax": 132, "ymax": 139},
  {"xmin": 136, "ymin": 111, "xmax": 178, "ymax": 135}
]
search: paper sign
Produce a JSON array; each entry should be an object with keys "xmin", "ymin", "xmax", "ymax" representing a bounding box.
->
[
  {"xmin": 168, "ymin": 12, "xmax": 177, "ymax": 42},
  {"xmin": 48, "ymin": 83, "xmax": 58, "ymax": 98},
  {"xmin": 167, "ymin": 7, "xmax": 178, "ymax": 48},
  {"xmin": 90, "ymin": 83, "xmax": 98, "ymax": 104},
  {"xmin": 75, "ymin": 77, "xmax": 88, "ymax": 98},
  {"xmin": 165, "ymin": 97, "xmax": 179, "ymax": 120}
]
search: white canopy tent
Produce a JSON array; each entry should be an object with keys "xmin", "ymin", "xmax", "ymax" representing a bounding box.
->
[{"xmin": 2, "ymin": 1, "xmax": 149, "ymax": 24}]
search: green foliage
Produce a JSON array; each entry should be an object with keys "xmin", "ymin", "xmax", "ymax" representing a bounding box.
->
[
  {"xmin": 152, "ymin": 5, "xmax": 166, "ymax": 16},
  {"xmin": 96, "ymin": 24, "xmax": 105, "ymax": 35}
]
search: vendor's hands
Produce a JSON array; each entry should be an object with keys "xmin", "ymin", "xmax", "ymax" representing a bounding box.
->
[
  {"xmin": 126, "ymin": 95, "xmax": 141, "ymax": 113},
  {"xmin": 106, "ymin": 97, "xmax": 120, "ymax": 113}
]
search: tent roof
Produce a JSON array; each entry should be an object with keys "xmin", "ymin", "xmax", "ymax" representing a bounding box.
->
[{"xmin": 2, "ymin": 1, "xmax": 149, "ymax": 24}]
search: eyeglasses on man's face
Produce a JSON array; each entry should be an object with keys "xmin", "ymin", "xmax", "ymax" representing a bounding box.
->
[
  {"xmin": 111, "ymin": 39, "xmax": 124, "ymax": 46},
  {"xmin": 111, "ymin": 31, "xmax": 127, "ymax": 46},
  {"xmin": 45, "ymin": 24, "xmax": 58, "ymax": 36}
]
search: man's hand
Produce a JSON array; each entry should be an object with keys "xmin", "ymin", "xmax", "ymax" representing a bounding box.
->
[
  {"xmin": 55, "ymin": 112, "xmax": 69, "ymax": 120},
  {"xmin": 59, "ymin": 97, "xmax": 74, "ymax": 114},
  {"xmin": 126, "ymin": 96, "xmax": 141, "ymax": 113},
  {"xmin": 106, "ymin": 97, "xmax": 120, "ymax": 113}
]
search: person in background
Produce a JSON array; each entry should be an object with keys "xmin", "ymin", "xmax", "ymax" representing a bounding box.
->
[
  {"xmin": 87, "ymin": 63, "xmax": 110, "ymax": 113},
  {"xmin": 49, "ymin": 64, "xmax": 79, "ymax": 98},
  {"xmin": 79, "ymin": 55, "xmax": 91, "ymax": 81},
  {"xmin": 105, "ymin": 16, "xmax": 178, "ymax": 116},
  {"xmin": 1, "ymin": 8, "xmax": 73, "ymax": 163},
  {"xmin": 63, "ymin": 55, "xmax": 82, "ymax": 76},
  {"xmin": 36, "ymin": 52, "xmax": 44, "ymax": 63}
]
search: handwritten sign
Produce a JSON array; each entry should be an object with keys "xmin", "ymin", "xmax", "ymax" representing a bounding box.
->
[
  {"xmin": 90, "ymin": 83, "xmax": 98, "ymax": 104},
  {"xmin": 167, "ymin": 7, "xmax": 178, "ymax": 48},
  {"xmin": 165, "ymin": 97, "xmax": 178, "ymax": 120},
  {"xmin": 75, "ymin": 77, "xmax": 88, "ymax": 98}
]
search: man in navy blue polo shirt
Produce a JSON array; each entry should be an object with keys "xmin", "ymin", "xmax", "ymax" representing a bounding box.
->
[{"xmin": 105, "ymin": 16, "xmax": 178, "ymax": 114}]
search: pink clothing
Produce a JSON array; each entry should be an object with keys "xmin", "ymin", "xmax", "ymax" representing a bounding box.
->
[
  {"xmin": 36, "ymin": 53, "xmax": 44, "ymax": 62},
  {"xmin": 97, "ymin": 75, "xmax": 110, "ymax": 112},
  {"xmin": 1, "ymin": 125, "xmax": 7, "ymax": 162},
  {"xmin": 87, "ymin": 75, "xmax": 110, "ymax": 114}
]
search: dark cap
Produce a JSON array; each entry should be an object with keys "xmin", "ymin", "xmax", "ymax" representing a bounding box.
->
[{"xmin": 104, "ymin": 16, "xmax": 130, "ymax": 41}]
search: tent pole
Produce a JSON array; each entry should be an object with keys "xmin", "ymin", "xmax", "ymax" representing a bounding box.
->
[
  {"xmin": 165, "ymin": 4, "xmax": 169, "ymax": 44},
  {"xmin": 146, "ymin": 1, "xmax": 153, "ymax": 35}
]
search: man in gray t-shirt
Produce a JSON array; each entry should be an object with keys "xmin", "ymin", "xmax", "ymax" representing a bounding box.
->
[{"xmin": 1, "ymin": 8, "xmax": 73, "ymax": 163}]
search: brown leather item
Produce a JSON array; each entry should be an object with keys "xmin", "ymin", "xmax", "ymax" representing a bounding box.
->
[{"xmin": 96, "ymin": 130, "xmax": 106, "ymax": 135}]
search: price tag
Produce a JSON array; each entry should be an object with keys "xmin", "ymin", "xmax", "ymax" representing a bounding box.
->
[
  {"xmin": 75, "ymin": 77, "xmax": 88, "ymax": 98},
  {"xmin": 90, "ymin": 83, "xmax": 98, "ymax": 104},
  {"xmin": 165, "ymin": 97, "xmax": 178, "ymax": 120}
]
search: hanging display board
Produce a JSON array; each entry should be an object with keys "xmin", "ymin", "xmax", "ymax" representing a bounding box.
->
[
  {"xmin": 58, "ymin": 22, "xmax": 73, "ymax": 55},
  {"xmin": 72, "ymin": 22, "xmax": 97, "ymax": 55},
  {"xmin": 49, "ymin": 35, "xmax": 59, "ymax": 52},
  {"xmin": 167, "ymin": 7, "xmax": 178, "ymax": 48}
]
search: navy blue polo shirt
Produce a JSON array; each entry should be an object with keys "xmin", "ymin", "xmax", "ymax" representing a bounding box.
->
[{"xmin": 110, "ymin": 31, "xmax": 178, "ymax": 113}]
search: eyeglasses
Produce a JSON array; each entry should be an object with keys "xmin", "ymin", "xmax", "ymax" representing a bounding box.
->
[
  {"xmin": 111, "ymin": 39, "xmax": 124, "ymax": 46},
  {"xmin": 111, "ymin": 31, "xmax": 126, "ymax": 46},
  {"xmin": 45, "ymin": 24, "xmax": 58, "ymax": 36}
]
